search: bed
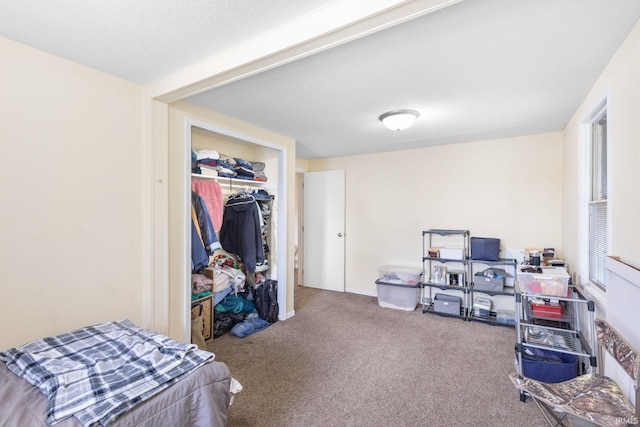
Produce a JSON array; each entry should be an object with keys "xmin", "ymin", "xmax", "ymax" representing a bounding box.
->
[{"xmin": 0, "ymin": 320, "xmax": 235, "ymax": 426}]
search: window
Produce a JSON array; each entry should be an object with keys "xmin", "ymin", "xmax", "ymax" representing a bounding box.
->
[{"xmin": 588, "ymin": 108, "xmax": 607, "ymax": 288}]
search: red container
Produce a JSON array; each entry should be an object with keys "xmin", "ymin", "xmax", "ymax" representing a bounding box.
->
[{"xmin": 530, "ymin": 301, "xmax": 563, "ymax": 319}]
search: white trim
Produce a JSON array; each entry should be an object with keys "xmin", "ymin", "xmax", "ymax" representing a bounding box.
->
[
  {"xmin": 191, "ymin": 173, "xmax": 278, "ymax": 191},
  {"xmin": 346, "ymin": 288, "xmax": 378, "ymax": 298},
  {"xmin": 578, "ymin": 96, "xmax": 608, "ymax": 292},
  {"xmin": 578, "ymin": 120, "xmax": 589, "ymax": 287},
  {"xmin": 187, "ymin": 118, "xmax": 286, "ymax": 151},
  {"xmin": 606, "ymin": 256, "xmax": 640, "ymax": 289},
  {"xmin": 141, "ymin": 96, "xmax": 153, "ymax": 331},
  {"xmin": 142, "ymin": 99, "xmax": 170, "ymax": 334},
  {"xmin": 146, "ymin": 0, "xmax": 460, "ymax": 102},
  {"xmin": 181, "ymin": 120, "xmax": 193, "ymax": 341},
  {"xmin": 576, "ymin": 282, "xmax": 607, "ymax": 315}
]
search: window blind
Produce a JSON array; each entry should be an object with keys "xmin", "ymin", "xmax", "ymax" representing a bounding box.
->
[{"xmin": 589, "ymin": 201, "xmax": 607, "ymax": 286}]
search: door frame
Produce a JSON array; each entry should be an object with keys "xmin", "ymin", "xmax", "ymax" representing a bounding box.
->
[
  {"xmin": 181, "ymin": 117, "xmax": 289, "ymax": 341},
  {"xmin": 295, "ymin": 171, "xmax": 305, "ymax": 288}
]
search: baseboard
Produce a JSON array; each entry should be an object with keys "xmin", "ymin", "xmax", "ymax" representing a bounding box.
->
[
  {"xmin": 345, "ymin": 287, "xmax": 377, "ymax": 297},
  {"xmin": 285, "ymin": 309, "xmax": 296, "ymax": 320}
]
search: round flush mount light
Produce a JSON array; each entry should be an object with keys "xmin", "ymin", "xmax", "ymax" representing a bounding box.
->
[{"xmin": 378, "ymin": 109, "xmax": 420, "ymax": 131}]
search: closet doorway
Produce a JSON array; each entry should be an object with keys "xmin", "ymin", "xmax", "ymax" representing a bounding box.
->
[{"xmin": 184, "ymin": 117, "xmax": 288, "ymax": 340}]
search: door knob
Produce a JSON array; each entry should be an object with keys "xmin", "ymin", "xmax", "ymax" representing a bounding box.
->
[{"xmin": 337, "ymin": 233, "xmax": 343, "ymax": 237}]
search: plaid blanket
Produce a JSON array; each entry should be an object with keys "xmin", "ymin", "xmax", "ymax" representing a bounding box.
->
[{"xmin": 0, "ymin": 319, "xmax": 213, "ymax": 426}]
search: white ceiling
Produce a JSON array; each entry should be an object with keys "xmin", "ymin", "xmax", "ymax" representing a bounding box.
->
[
  {"xmin": 2, "ymin": 0, "xmax": 640, "ymax": 159},
  {"xmin": 0, "ymin": 0, "xmax": 330, "ymax": 84}
]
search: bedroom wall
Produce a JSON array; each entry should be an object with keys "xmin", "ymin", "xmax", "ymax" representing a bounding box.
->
[
  {"xmin": 557, "ymin": 21, "xmax": 640, "ymax": 395},
  {"xmin": 307, "ymin": 132, "xmax": 563, "ymax": 295},
  {"xmin": 0, "ymin": 37, "xmax": 145, "ymax": 350},
  {"xmin": 562, "ymin": 19, "xmax": 640, "ymax": 288}
]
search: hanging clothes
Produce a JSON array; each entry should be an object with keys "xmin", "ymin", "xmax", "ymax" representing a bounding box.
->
[
  {"xmin": 191, "ymin": 218, "xmax": 208, "ymax": 272},
  {"xmin": 191, "ymin": 179, "xmax": 224, "ymax": 231},
  {"xmin": 219, "ymin": 193, "xmax": 264, "ymax": 275},
  {"xmin": 192, "ymin": 191, "xmax": 221, "ymax": 256}
]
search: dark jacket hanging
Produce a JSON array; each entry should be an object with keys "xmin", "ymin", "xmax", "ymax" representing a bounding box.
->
[{"xmin": 219, "ymin": 196, "xmax": 264, "ymax": 273}]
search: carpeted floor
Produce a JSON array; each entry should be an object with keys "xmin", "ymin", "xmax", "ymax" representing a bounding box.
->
[{"xmin": 210, "ymin": 286, "xmax": 549, "ymax": 427}]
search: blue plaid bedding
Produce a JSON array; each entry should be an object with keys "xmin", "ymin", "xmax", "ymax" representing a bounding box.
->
[{"xmin": 0, "ymin": 319, "xmax": 213, "ymax": 426}]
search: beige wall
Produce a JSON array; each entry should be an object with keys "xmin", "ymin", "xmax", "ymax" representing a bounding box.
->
[
  {"xmin": 307, "ymin": 132, "xmax": 563, "ymax": 295},
  {"xmin": 167, "ymin": 101, "xmax": 296, "ymax": 342},
  {"xmin": 562, "ymin": 20, "xmax": 640, "ymax": 283},
  {"xmin": 3, "ymin": 16, "xmax": 639, "ymax": 351},
  {"xmin": 0, "ymin": 37, "xmax": 144, "ymax": 349},
  {"xmin": 558, "ymin": 21, "xmax": 640, "ymax": 385}
]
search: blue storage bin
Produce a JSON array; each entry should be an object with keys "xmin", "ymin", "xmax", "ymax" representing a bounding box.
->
[
  {"xmin": 471, "ymin": 237, "xmax": 500, "ymax": 261},
  {"xmin": 520, "ymin": 347, "xmax": 578, "ymax": 383}
]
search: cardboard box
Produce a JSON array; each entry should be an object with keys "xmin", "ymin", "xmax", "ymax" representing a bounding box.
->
[
  {"xmin": 433, "ymin": 293, "xmax": 462, "ymax": 316},
  {"xmin": 439, "ymin": 247, "xmax": 465, "ymax": 260},
  {"xmin": 473, "ymin": 268, "xmax": 512, "ymax": 292},
  {"xmin": 191, "ymin": 296, "xmax": 213, "ymax": 341}
]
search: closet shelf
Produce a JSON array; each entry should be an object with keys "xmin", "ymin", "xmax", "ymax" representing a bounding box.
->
[{"xmin": 191, "ymin": 173, "xmax": 277, "ymax": 190}]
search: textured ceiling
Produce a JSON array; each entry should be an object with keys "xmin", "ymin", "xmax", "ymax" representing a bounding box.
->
[
  {"xmin": 2, "ymin": 0, "xmax": 640, "ymax": 159},
  {"xmin": 0, "ymin": 0, "xmax": 330, "ymax": 84},
  {"xmin": 186, "ymin": 0, "xmax": 640, "ymax": 158}
]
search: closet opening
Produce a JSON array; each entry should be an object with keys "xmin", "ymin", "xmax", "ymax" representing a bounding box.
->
[{"xmin": 184, "ymin": 117, "xmax": 288, "ymax": 343}]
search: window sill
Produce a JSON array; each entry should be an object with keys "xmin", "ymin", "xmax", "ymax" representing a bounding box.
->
[{"xmin": 575, "ymin": 281, "xmax": 606, "ymax": 314}]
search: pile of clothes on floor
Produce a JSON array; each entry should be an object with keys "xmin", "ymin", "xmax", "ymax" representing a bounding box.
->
[
  {"xmin": 192, "ymin": 254, "xmax": 278, "ymax": 339},
  {"xmin": 192, "ymin": 149, "xmax": 268, "ymax": 182}
]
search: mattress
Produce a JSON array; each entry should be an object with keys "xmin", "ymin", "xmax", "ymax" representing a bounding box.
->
[{"xmin": 0, "ymin": 359, "xmax": 232, "ymax": 427}]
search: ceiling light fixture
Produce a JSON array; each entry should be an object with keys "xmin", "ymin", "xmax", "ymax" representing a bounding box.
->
[{"xmin": 378, "ymin": 109, "xmax": 420, "ymax": 131}]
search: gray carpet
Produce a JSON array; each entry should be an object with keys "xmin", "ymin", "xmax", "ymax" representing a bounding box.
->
[{"xmin": 210, "ymin": 286, "xmax": 549, "ymax": 427}]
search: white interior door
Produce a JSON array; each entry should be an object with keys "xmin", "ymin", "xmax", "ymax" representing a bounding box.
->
[{"xmin": 303, "ymin": 170, "xmax": 345, "ymax": 292}]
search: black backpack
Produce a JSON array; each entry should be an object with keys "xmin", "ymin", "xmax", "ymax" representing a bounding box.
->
[
  {"xmin": 255, "ymin": 279, "xmax": 279, "ymax": 323},
  {"xmin": 213, "ymin": 311, "xmax": 245, "ymax": 338}
]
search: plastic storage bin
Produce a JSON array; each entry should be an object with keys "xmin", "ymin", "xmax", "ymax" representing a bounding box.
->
[
  {"xmin": 377, "ymin": 265, "xmax": 422, "ymax": 285},
  {"xmin": 375, "ymin": 280, "xmax": 419, "ymax": 311},
  {"xmin": 517, "ymin": 267, "xmax": 570, "ymax": 297}
]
